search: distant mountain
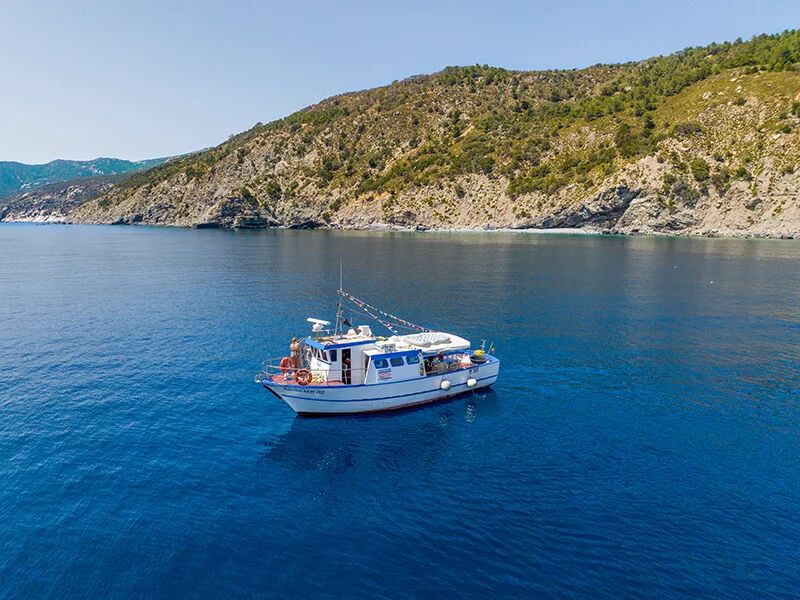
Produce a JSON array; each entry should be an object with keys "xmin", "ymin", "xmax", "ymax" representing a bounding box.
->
[
  {"xmin": 0, "ymin": 174, "xmax": 124, "ymax": 223},
  {"xmin": 0, "ymin": 157, "xmax": 167, "ymax": 198}
]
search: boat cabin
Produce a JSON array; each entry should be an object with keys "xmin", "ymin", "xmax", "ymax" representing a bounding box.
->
[
  {"xmin": 304, "ymin": 329, "xmax": 375, "ymax": 385},
  {"xmin": 362, "ymin": 348, "xmax": 423, "ymax": 384},
  {"xmin": 299, "ymin": 327, "xmax": 474, "ymax": 386}
]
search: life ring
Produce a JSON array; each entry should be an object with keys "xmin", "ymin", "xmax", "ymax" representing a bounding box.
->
[
  {"xmin": 279, "ymin": 357, "xmax": 292, "ymax": 374},
  {"xmin": 296, "ymin": 369, "xmax": 313, "ymax": 386}
]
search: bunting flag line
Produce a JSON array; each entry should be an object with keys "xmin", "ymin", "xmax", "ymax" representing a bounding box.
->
[{"xmin": 339, "ymin": 291, "xmax": 429, "ymax": 335}]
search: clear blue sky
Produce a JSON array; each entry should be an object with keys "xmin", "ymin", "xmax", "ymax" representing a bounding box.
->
[{"xmin": 1, "ymin": 0, "xmax": 797, "ymax": 163}]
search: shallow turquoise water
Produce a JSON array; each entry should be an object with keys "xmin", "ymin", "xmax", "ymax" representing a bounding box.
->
[{"xmin": 1, "ymin": 224, "xmax": 799, "ymax": 598}]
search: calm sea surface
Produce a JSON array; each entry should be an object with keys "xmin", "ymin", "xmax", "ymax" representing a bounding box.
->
[{"xmin": 1, "ymin": 224, "xmax": 799, "ymax": 599}]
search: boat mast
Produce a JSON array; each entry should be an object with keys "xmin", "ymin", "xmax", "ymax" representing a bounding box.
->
[{"xmin": 335, "ymin": 258, "xmax": 344, "ymax": 336}]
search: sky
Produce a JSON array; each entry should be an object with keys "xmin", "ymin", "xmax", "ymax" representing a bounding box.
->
[{"xmin": 1, "ymin": 0, "xmax": 798, "ymax": 163}]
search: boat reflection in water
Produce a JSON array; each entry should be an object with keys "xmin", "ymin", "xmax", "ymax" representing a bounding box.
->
[{"xmin": 260, "ymin": 387, "xmax": 499, "ymax": 473}]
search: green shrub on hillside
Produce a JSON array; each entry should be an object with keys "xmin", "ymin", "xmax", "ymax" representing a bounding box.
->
[
  {"xmin": 614, "ymin": 122, "xmax": 657, "ymax": 158},
  {"xmin": 711, "ymin": 167, "xmax": 732, "ymax": 192},
  {"xmin": 673, "ymin": 122, "xmax": 704, "ymax": 137},
  {"xmin": 690, "ymin": 159, "xmax": 710, "ymax": 181}
]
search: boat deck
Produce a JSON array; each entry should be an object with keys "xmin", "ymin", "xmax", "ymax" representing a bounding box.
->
[{"xmin": 268, "ymin": 374, "xmax": 347, "ymax": 386}]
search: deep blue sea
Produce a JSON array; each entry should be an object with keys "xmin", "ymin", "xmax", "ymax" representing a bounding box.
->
[{"xmin": 1, "ymin": 224, "xmax": 799, "ymax": 599}]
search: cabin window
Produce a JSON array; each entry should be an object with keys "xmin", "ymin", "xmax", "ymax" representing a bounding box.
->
[
  {"xmin": 329, "ymin": 349, "xmax": 337, "ymax": 362},
  {"xmin": 406, "ymin": 355, "xmax": 420, "ymax": 365},
  {"xmin": 389, "ymin": 357, "xmax": 404, "ymax": 367},
  {"xmin": 373, "ymin": 358, "xmax": 388, "ymax": 369}
]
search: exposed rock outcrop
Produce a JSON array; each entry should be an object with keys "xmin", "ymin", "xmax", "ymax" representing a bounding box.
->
[{"xmin": 539, "ymin": 186, "xmax": 640, "ymax": 229}]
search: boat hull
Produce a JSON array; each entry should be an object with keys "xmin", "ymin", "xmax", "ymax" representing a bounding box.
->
[{"xmin": 262, "ymin": 356, "xmax": 499, "ymax": 415}]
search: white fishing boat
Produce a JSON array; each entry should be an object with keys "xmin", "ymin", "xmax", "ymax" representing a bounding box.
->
[{"xmin": 255, "ymin": 287, "xmax": 500, "ymax": 416}]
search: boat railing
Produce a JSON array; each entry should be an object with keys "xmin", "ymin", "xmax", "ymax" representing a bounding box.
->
[
  {"xmin": 255, "ymin": 352, "xmax": 485, "ymax": 386},
  {"xmin": 255, "ymin": 358, "xmax": 371, "ymax": 386}
]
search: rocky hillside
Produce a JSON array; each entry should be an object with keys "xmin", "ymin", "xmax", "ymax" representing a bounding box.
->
[
  {"xmin": 55, "ymin": 32, "xmax": 800, "ymax": 236},
  {"xmin": 0, "ymin": 157, "xmax": 166, "ymax": 198}
]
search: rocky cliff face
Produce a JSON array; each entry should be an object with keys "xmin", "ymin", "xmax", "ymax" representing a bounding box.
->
[{"xmin": 12, "ymin": 33, "xmax": 800, "ymax": 237}]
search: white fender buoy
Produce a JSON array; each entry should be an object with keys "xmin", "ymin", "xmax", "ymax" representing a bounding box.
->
[
  {"xmin": 440, "ymin": 380, "xmax": 451, "ymax": 391},
  {"xmin": 467, "ymin": 377, "xmax": 477, "ymax": 388}
]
